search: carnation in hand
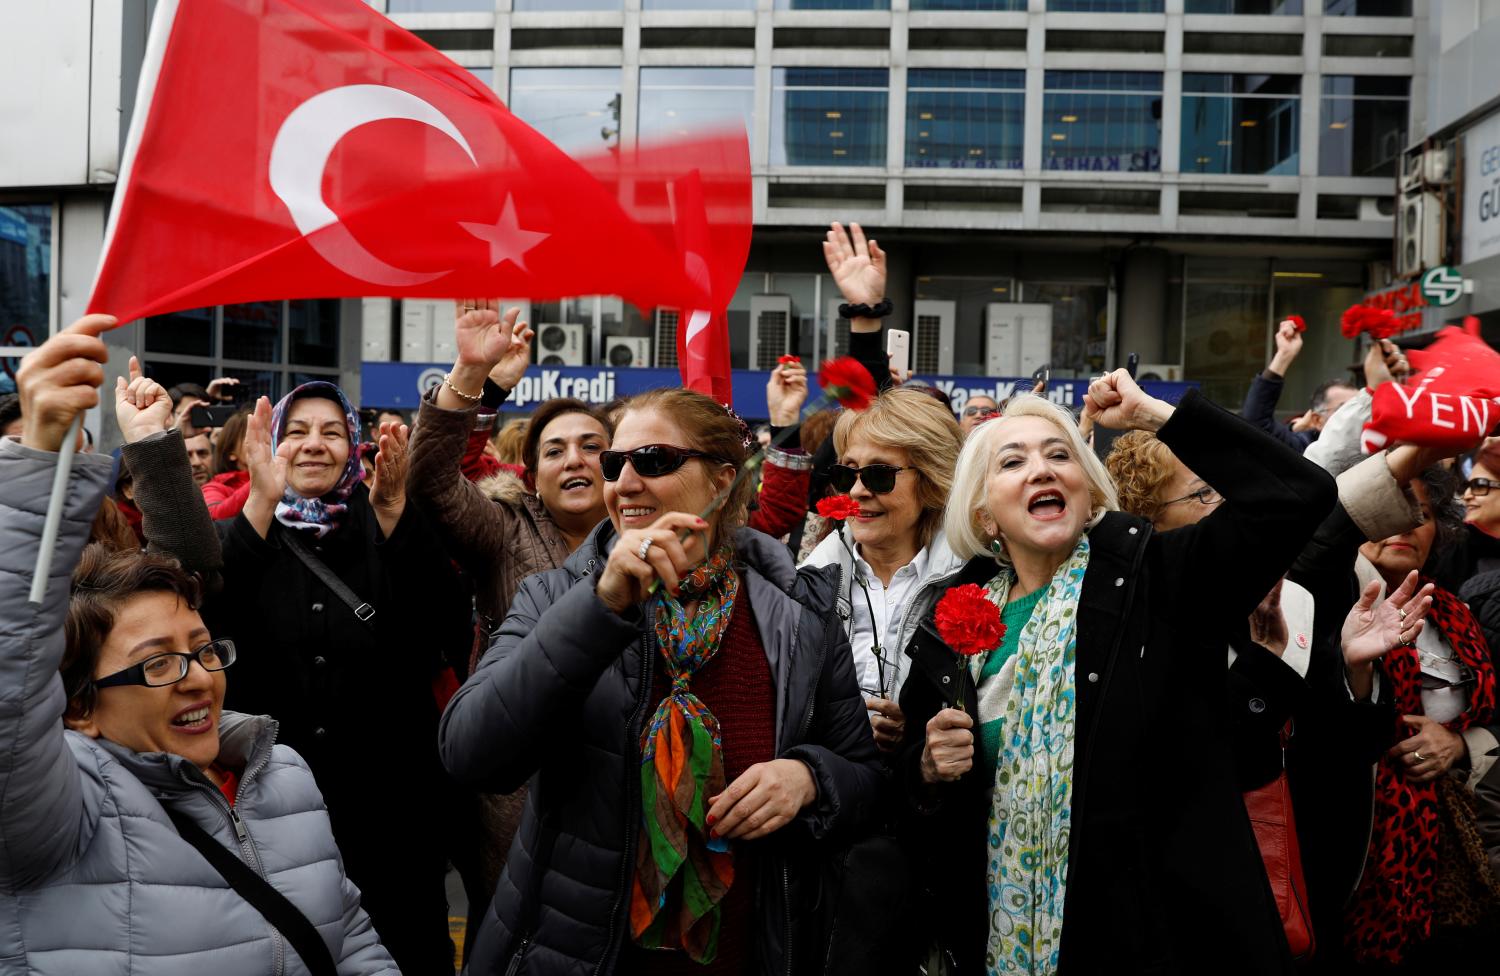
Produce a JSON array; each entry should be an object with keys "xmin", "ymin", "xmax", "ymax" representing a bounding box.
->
[
  {"xmin": 1341, "ymin": 304, "xmax": 1398, "ymax": 340},
  {"xmin": 935, "ymin": 584, "xmax": 1004, "ymax": 657},
  {"xmin": 817, "ymin": 356, "xmax": 877, "ymax": 412},
  {"xmin": 816, "ymin": 494, "xmax": 862, "ymax": 521},
  {"xmin": 1283, "ymin": 314, "xmax": 1306, "ymax": 333}
]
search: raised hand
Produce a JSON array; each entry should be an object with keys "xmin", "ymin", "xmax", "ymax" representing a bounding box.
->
[
  {"xmin": 822, "ymin": 221, "xmax": 886, "ymax": 308},
  {"xmin": 488, "ymin": 310, "xmax": 534, "ymax": 392},
  {"xmin": 206, "ymin": 376, "xmax": 241, "ymax": 401},
  {"xmin": 15, "ymin": 314, "xmax": 116, "ymax": 452},
  {"xmin": 766, "ymin": 358, "xmax": 808, "ymax": 427},
  {"xmin": 1342, "ymin": 571, "xmax": 1434, "ymax": 670},
  {"xmin": 595, "ymin": 512, "xmax": 710, "ymax": 614},
  {"xmin": 453, "ymin": 299, "xmax": 515, "ymax": 371},
  {"xmin": 1082, "ymin": 368, "xmax": 1174, "ymax": 433},
  {"xmin": 1268, "ymin": 320, "xmax": 1303, "ymax": 376},
  {"xmin": 368, "ymin": 420, "xmax": 409, "ymax": 537},
  {"xmin": 241, "ymin": 395, "xmax": 290, "ymax": 539},
  {"xmin": 114, "ymin": 356, "xmax": 175, "ymax": 445}
]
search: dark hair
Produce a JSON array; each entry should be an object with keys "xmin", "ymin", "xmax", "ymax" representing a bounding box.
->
[
  {"xmin": 1418, "ymin": 464, "xmax": 1466, "ymax": 559},
  {"xmin": 618, "ymin": 388, "xmax": 752, "ymax": 541},
  {"xmin": 0, "ymin": 393, "xmax": 21, "ymax": 432},
  {"xmin": 212, "ymin": 409, "xmax": 252, "ymax": 476},
  {"xmin": 521, "ymin": 398, "xmax": 614, "ymax": 476},
  {"xmin": 374, "ymin": 408, "xmax": 408, "ymax": 427},
  {"xmin": 63, "ymin": 546, "xmax": 202, "ymax": 719},
  {"xmin": 167, "ymin": 383, "xmax": 209, "ymax": 408},
  {"xmin": 1310, "ymin": 379, "xmax": 1356, "ymax": 416}
]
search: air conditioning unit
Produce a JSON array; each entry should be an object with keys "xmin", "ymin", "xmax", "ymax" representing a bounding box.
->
[
  {"xmin": 604, "ymin": 336, "xmax": 652, "ymax": 368},
  {"xmin": 361, "ymin": 298, "xmax": 393, "ymax": 362},
  {"xmin": 985, "ymin": 303, "xmax": 1053, "ymax": 377},
  {"xmin": 911, "ymin": 300, "xmax": 956, "ymax": 374},
  {"xmin": 825, "ymin": 299, "xmax": 851, "ymax": 360},
  {"xmin": 400, "ymin": 298, "xmax": 456, "ymax": 362},
  {"xmin": 1401, "ymin": 147, "xmax": 1450, "ymax": 192},
  {"xmin": 1357, "ymin": 197, "xmax": 1392, "ymax": 221},
  {"xmin": 654, "ymin": 308, "xmax": 680, "ymax": 368},
  {"xmin": 748, "ymin": 295, "xmax": 793, "ymax": 370},
  {"xmin": 535, "ymin": 322, "xmax": 586, "ymax": 366},
  {"xmin": 1396, "ymin": 191, "xmax": 1443, "ymax": 278},
  {"xmin": 1134, "ymin": 363, "xmax": 1184, "ymax": 382}
]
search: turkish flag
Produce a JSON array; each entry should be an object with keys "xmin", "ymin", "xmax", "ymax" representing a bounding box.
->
[
  {"xmin": 88, "ymin": 0, "xmax": 751, "ymax": 325},
  {"xmin": 1362, "ymin": 324, "xmax": 1500, "ymax": 454},
  {"xmin": 669, "ymin": 171, "xmax": 733, "ymax": 405}
]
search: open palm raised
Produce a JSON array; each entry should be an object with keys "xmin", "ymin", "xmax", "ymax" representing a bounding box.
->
[{"xmin": 823, "ymin": 221, "xmax": 886, "ymax": 306}]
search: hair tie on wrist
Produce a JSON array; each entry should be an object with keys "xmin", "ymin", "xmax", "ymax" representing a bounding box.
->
[{"xmin": 838, "ymin": 298, "xmax": 893, "ymax": 320}]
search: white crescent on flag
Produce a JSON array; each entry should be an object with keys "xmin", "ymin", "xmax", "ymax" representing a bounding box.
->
[{"xmin": 269, "ymin": 83, "xmax": 477, "ymax": 286}]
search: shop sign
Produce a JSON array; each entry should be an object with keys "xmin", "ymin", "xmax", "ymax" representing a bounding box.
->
[
  {"xmin": 1365, "ymin": 280, "xmax": 1431, "ymax": 335},
  {"xmin": 1420, "ymin": 266, "xmax": 1466, "ymax": 307},
  {"xmin": 1464, "ymin": 111, "xmax": 1500, "ymax": 264}
]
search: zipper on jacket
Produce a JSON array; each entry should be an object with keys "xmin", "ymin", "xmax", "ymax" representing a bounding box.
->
[
  {"xmin": 596, "ymin": 620, "xmax": 656, "ymax": 976},
  {"xmin": 506, "ymin": 937, "xmax": 530, "ymax": 975},
  {"xmin": 780, "ymin": 605, "xmax": 834, "ymax": 976}
]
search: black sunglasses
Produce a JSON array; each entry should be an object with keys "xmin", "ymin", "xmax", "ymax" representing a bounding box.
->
[
  {"xmin": 600, "ymin": 444, "xmax": 734, "ymax": 482},
  {"xmin": 828, "ymin": 463, "xmax": 913, "ymax": 495},
  {"xmin": 1464, "ymin": 477, "xmax": 1498, "ymax": 497},
  {"xmin": 94, "ymin": 638, "xmax": 237, "ymax": 689}
]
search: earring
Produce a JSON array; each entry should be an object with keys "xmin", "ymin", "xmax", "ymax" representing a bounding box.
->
[{"xmin": 990, "ymin": 539, "xmax": 1003, "ymax": 555}]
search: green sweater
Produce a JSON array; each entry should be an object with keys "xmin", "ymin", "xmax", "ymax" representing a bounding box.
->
[{"xmin": 976, "ymin": 586, "xmax": 1048, "ymax": 775}]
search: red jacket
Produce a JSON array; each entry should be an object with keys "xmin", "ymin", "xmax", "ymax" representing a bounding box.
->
[{"xmin": 202, "ymin": 470, "xmax": 250, "ymax": 520}]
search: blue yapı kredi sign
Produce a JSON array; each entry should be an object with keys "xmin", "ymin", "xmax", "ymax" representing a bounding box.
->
[{"xmin": 362, "ymin": 362, "xmax": 1199, "ymax": 418}]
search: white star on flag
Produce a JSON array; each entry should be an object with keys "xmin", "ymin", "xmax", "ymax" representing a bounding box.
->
[{"xmin": 459, "ymin": 194, "xmax": 549, "ymax": 271}]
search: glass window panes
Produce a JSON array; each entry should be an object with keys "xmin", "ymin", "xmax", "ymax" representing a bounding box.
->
[
  {"xmin": 1181, "ymin": 74, "xmax": 1300, "ymax": 175},
  {"xmin": 1048, "ymin": 0, "xmax": 1164, "ymax": 10},
  {"xmin": 639, "ymin": 68, "xmax": 754, "ymax": 145},
  {"xmin": 1323, "ymin": 0, "xmax": 1410, "ymax": 14},
  {"xmin": 1319, "ymin": 76, "xmax": 1408, "ymax": 178},
  {"xmin": 772, "ymin": 69, "xmax": 889, "ymax": 167},
  {"xmin": 145, "ymin": 307, "xmax": 215, "ymax": 358},
  {"xmin": 911, "ymin": 0, "xmax": 1023, "ymax": 7},
  {"xmin": 290, "ymin": 300, "xmax": 341, "ymax": 368},
  {"xmin": 907, "ymin": 70, "xmax": 1025, "ymax": 170},
  {"xmin": 645, "ymin": 0, "xmax": 753, "ymax": 7},
  {"xmin": 512, "ymin": 0, "xmax": 623, "ymax": 8},
  {"xmin": 468, "ymin": 68, "xmax": 494, "ymax": 89},
  {"xmin": 386, "ymin": 0, "xmax": 494, "ymax": 10},
  {"xmin": 508, "ymin": 68, "xmax": 623, "ymax": 156},
  {"xmin": 1184, "ymin": 0, "xmax": 1302, "ymax": 10},
  {"xmin": 774, "ymin": 0, "xmax": 889, "ymax": 9},
  {"xmin": 1043, "ymin": 72, "xmax": 1163, "ymax": 173},
  {"xmin": 1183, "ymin": 266, "xmax": 1269, "ymax": 408},
  {"xmin": 0, "ymin": 204, "xmax": 51, "ymax": 385},
  {"xmin": 223, "ymin": 302, "xmax": 283, "ymax": 363}
]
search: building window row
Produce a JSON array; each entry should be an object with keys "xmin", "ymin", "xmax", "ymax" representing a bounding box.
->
[
  {"xmin": 506, "ymin": 66, "xmax": 1407, "ymax": 177},
  {"xmin": 392, "ymin": 0, "xmax": 1410, "ymax": 12}
]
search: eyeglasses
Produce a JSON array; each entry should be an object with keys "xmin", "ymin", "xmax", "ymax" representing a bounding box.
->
[
  {"xmin": 93, "ymin": 639, "xmax": 237, "ymax": 690},
  {"xmin": 1464, "ymin": 477, "xmax": 1499, "ymax": 497},
  {"xmin": 828, "ymin": 463, "xmax": 914, "ymax": 495},
  {"xmin": 1160, "ymin": 485, "xmax": 1224, "ymax": 509},
  {"xmin": 962, "ymin": 405, "xmax": 998, "ymax": 419},
  {"xmin": 599, "ymin": 444, "xmax": 734, "ymax": 482}
]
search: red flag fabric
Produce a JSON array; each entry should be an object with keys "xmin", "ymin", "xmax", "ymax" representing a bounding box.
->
[
  {"xmin": 88, "ymin": 0, "xmax": 751, "ymax": 325},
  {"xmin": 1362, "ymin": 326, "xmax": 1500, "ymax": 454},
  {"xmin": 668, "ymin": 170, "xmax": 733, "ymax": 405}
]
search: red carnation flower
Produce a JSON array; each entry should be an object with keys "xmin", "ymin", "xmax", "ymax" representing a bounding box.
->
[
  {"xmin": 1341, "ymin": 304, "xmax": 1399, "ymax": 340},
  {"xmin": 1283, "ymin": 314, "xmax": 1306, "ymax": 333},
  {"xmin": 815, "ymin": 494, "xmax": 862, "ymax": 521},
  {"xmin": 777, "ymin": 354, "xmax": 802, "ymax": 366},
  {"xmin": 817, "ymin": 356, "xmax": 877, "ymax": 412},
  {"xmin": 934, "ymin": 584, "xmax": 1004, "ymax": 657}
]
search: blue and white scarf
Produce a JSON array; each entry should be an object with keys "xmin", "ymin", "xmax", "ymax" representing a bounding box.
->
[{"xmin": 270, "ymin": 381, "xmax": 362, "ymax": 538}]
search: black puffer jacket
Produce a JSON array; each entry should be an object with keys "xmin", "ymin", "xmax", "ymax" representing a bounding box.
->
[
  {"xmin": 439, "ymin": 522, "xmax": 883, "ymax": 976},
  {"xmin": 894, "ymin": 390, "xmax": 1337, "ymax": 976}
]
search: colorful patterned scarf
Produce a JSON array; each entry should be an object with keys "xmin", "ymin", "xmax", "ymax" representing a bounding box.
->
[
  {"xmin": 1345, "ymin": 581, "xmax": 1496, "ymax": 964},
  {"xmin": 270, "ymin": 381, "xmax": 363, "ymax": 538},
  {"xmin": 970, "ymin": 535, "xmax": 1090, "ymax": 976},
  {"xmin": 630, "ymin": 544, "xmax": 740, "ymax": 962}
]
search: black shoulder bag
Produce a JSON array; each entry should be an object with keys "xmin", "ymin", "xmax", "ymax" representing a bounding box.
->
[
  {"xmin": 282, "ymin": 532, "xmax": 375, "ymax": 625},
  {"xmin": 165, "ymin": 808, "xmax": 339, "ymax": 976}
]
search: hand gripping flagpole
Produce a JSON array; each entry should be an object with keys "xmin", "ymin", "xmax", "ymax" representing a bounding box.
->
[{"xmin": 28, "ymin": 416, "xmax": 83, "ymax": 606}]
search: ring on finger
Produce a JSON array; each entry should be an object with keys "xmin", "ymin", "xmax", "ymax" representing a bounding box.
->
[
  {"xmin": 637, "ymin": 538, "xmax": 654, "ymax": 561},
  {"xmin": 1399, "ymin": 607, "xmax": 1408, "ymax": 620},
  {"xmin": 1413, "ymin": 751, "xmax": 1426, "ymax": 762}
]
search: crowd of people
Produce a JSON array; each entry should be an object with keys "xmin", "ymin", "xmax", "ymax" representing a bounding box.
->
[{"xmin": 2, "ymin": 221, "xmax": 1499, "ymax": 976}]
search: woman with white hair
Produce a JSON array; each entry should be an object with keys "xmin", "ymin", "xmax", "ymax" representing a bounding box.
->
[{"xmin": 894, "ymin": 371, "xmax": 1336, "ymax": 976}]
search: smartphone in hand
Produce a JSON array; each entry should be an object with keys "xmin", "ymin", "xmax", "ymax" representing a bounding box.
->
[{"xmin": 886, "ymin": 329, "xmax": 910, "ymax": 378}]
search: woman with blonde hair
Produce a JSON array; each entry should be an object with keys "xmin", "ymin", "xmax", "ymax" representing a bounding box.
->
[
  {"xmin": 895, "ymin": 373, "xmax": 1336, "ymax": 975},
  {"xmin": 801, "ymin": 387, "xmax": 965, "ymax": 751}
]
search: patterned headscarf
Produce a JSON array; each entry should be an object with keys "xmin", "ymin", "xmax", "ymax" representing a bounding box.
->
[
  {"xmin": 270, "ymin": 381, "xmax": 362, "ymax": 538},
  {"xmin": 630, "ymin": 544, "xmax": 740, "ymax": 963}
]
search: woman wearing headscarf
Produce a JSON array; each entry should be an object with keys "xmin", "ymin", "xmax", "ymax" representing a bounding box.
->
[
  {"xmin": 896, "ymin": 371, "xmax": 1336, "ymax": 975},
  {"xmin": 118, "ymin": 366, "xmax": 471, "ymax": 974},
  {"xmin": 439, "ymin": 386, "xmax": 881, "ymax": 976}
]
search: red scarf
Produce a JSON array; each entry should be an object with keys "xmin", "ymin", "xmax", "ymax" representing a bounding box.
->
[{"xmin": 1345, "ymin": 583, "xmax": 1496, "ymax": 964}]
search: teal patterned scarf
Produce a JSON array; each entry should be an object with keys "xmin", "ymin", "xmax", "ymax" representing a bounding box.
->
[{"xmin": 969, "ymin": 535, "xmax": 1090, "ymax": 975}]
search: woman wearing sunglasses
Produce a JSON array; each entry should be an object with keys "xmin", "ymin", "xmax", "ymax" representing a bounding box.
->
[
  {"xmin": 1453, "ymin": 456, "xmax": 1500, "ymax": 663},
  {"xmin": 440, "ymin": 386, "xmax": 881, "ymax": 976},
  {"xmin": 801, "ymin": 388, "xmax": 965, "ymax": 752},
  {"xmin": 0, "ymin": 320, "xmax": 397, "ymax": 974},
  {"xmin": 896, "ymin": 370, "xmax": 1337, "ymax": 976}
]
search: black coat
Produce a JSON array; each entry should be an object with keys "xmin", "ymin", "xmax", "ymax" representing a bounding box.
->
[
  {"xmin": 895, "ymin": 390, "xmax": 1336, "ymax": 976},
  {"xmin": 440, "ymin": 522, "xmax": 883, "ymax": 976}
]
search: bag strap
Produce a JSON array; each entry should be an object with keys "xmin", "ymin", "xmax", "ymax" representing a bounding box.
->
[
  {"xmin": 165, "ymin": 807, "xmax": 339, "ymax": 976},
  {"xmin": 283, "ymin": 532, "xmax": 375, "ymax": 625}
]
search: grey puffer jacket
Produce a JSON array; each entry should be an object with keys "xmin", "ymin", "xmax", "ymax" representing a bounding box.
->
[{"xmin": 0, "ymin": 437, "xmax": 396, "ymax": 976}]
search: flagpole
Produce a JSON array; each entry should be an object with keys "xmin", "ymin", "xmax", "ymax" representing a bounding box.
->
[{"xmin": 28, "ymin": 416, "xmax": 83, "ymax": 606}]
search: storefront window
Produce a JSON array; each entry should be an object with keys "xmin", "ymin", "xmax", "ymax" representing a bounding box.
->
[
  {"xmin": 639, "ymin": 68, "xmax": 755, "ymax": 144},
  {"xmin": 1182, "ymin": 73, "xmax": 1300, "ymax": 175},
  {"xmin": 907, "ymin": 70, "xmax": 1025, "ymax": 170},
  {"xmin": 1320, "ymin": 76, "xmax": 1408, "ymax": 178},
  {"xmin": 145, "ymin": 307, "xmax": 215, "ymax": 358},
  {"xmin": 508, "ymin": 68, "xmax": 622, "ymax": 155},
  {"xmin": 1043, "ymin": 72, "xmax": 1163, "ymax": 173},
  {"xmin": 772, "ymin": 69, "xmax": 889, "ymax": 167},
  {"xmin": 1183, "ymin": 260, "xmax": 1269, "ymax": 408},
  {"xmin": 0, "ymin": 204, "xmax": 50, "ymax": 393},
  {"xmin": 223, "ymin": 302, "xmax": 283, "ymax": 363},
  {"xmin": 290, "ymin": 300, "xmax": 341, "ymax": 368}
]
